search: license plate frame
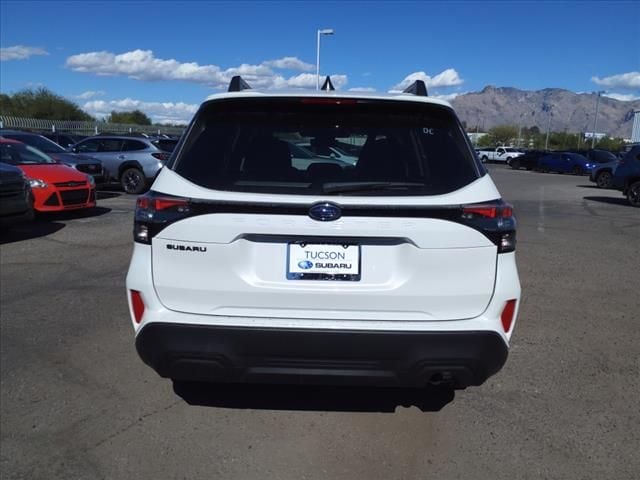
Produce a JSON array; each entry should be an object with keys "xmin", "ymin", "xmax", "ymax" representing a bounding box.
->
[{"xmin": 286, "ymin": 243, "xmax": 361, "ymax": 281}]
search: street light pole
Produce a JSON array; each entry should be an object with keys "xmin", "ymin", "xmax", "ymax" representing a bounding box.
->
[
  {"xmin": 544, "ymin": 107, "xmax": 552, "ymax": 151},
  {"xmin": 591, "ymin": 91, "xmax": 604, "ymax": 148},
  {"xmin": 316, "ymin": 28, "xmax": 334, "ymax": 90}
]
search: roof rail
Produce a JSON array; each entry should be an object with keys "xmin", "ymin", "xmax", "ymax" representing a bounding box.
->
[
  {"xmin": 228, "ymin": 75, "xmax": 252, "ymax": 92},
  {"xmin": 321, "ymin": 76, "xmax": 335, "ymax": 91},
  {"xmin": 402, "ymin": 80, "xmax": 428, "ymax": 97}
]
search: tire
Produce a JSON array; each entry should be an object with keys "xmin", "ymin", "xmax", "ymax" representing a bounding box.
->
[
  {"xmin": 120, "ymin": 167, "xmax": 147, "ymax": 195},
  {"xmin": 596, "ymin": 171, "xmax": 613, "ymax": 189},
  {"xmin": 510, "ymin": 158, "xmax": 521, "ymax": 170},
  {"xmin": 627, "ymin": 181, "xmax": 640, "ymax": 207},
  {"xmin": 572, "ymin": 166, "xmax": 584, "ymax": 176},
  {"xmin": 481, "ymin": 156, "xmax": 489, "ymax": 163}
]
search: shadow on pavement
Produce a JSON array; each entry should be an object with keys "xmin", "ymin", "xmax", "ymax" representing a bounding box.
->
[
  {"xmin": 45, "ymin": 206, "xmax": 112, "ymax": 221},
  {"xmin": 0, "ymin": 207, "xmax": 112, "ymax": 244},
  {"xmin": 0, "ymin": 221, "xmax": 66, "ymax": 244},
  {"xmin": 577, "ymin": 184, "xmax": 601, "ymax": 189},
  {"xmin": 172, "ymin": 381, "xmax": 455, "ymax": 413},
  {"xmin": 583, "ymin": 196, "xmax": 630, "ymax": 207},
  {"xmin": 97, "ymin": 191, "xmax": 124, "ymax": 200}
]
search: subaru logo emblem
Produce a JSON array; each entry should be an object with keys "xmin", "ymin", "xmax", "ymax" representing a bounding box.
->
[
  {"xmin": 298, "ymin": 260, "xmax": 313, "ymax": 269},
  {"xmin": 309, "ymin": 202, "xmax": 342, "ymax": 221}
]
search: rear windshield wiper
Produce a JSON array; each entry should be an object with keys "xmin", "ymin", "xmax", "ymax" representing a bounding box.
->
[{"xmin": 322, "ymin": 182, "xmax": 425, "ymax": 194}]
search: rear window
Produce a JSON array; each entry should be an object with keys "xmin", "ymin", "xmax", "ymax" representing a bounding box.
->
[
  {"xmin": 153, "ymin": 139, "xmax": 178, "ymax": 152},
  {"xmin": 171, "ymin": 98, "xmax": 482, "ymax": 196},
  {"xmin": 123, "ymin": 140, "xmax": 148, "ymax": 151},
  {"xmin": 2, "ymin": 134, "xmax": 66, "ymax": 154}
]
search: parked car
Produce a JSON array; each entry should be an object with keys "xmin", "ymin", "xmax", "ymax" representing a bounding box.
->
[
  {"xmin": 589, "ymin": 159, "xmax": 620, "ymax": 188},
  {"xmin": 0, "ymin": 138, "xmax": 96, "ymax": 212},
  {"xmin": 508, "ymin": 150, "xmax": 547, "ymax": 170},
  {"xmin": 69, "ymin": 136, "xmax": 174, "ymax": 194},
  {"xmin": 0, "ymin": 162, "xmax": 34, "ymax": 226},
  {"xmin": 42, "ymin": 132, "xmax": 86, "ymax": 149},
  {"xmin": 295, "ymin": 141, "xmax": 359, "ymax": 166},
  {"xmin": 0, "ymin": 130, "xmax": 107, "ymax": 185},
  {"xmin": 126, "ymin": 76, "xmax": 521, "ymax": 392},
  {"xmin": 612, "ymin": 145, "xmax": 640, "ymax": 207},
  {"xmin": 537, "ymin": 152, "xmax": 596, "ymax": 175},
  {"xmin": 568, "ymin": 149, "xmax": 618, "ymax": 164},
  {"xmin": 476, "ymin": 147, "xmax": 524, "ymax": 164},
  {"xmin": 286, "ymin": 142, "xmax": 352, "ymax": 171}
]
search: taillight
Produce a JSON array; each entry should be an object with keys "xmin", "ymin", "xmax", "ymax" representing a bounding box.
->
[
  {"xmin": 462, "ymin": 204, "xmax": 513, "ymax": 219},
  {"xmin": 460, "ymin": 200, "xmax": 516, "ymax": 253},
  {"xmin": 500, "ymin": 299, "xmax": 517, "ymax": 333},
  {"xmin": 134, "ymin": 192, "xmax": 193, "ymax": 244},
  {"xmin": 130, "ymin": 290, "xmax": 145, "ymax": 324},
  {"xmin": 151, "ymin": 152, "xmax": 170, "ymax": 161}
]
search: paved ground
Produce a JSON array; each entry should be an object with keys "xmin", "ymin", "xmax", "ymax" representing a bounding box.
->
[{"xmin": 1, "ymin": 166, "xmax": 639, "ymax": 480}]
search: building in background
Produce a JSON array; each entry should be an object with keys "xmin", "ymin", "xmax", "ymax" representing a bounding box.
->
[{"xmin": 632, "ymin": 110, "xmax": 640, "ymax": 143}]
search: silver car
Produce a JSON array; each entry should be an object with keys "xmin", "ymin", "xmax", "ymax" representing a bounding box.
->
[{"xmin": 70, "ymin": 136, "xmax": 177, "ymax": 194}]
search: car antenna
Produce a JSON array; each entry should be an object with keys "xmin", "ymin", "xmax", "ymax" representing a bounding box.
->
[
  {"xmin": 402, "ymin": 80, "xmax": 428, "ymax": 97},
  {"xmin": 321, "ymin": 76, "xmax": 335, "ymax": 91},
  {"xmin": 228, "ymin": 75, "xmax": 252, "ymax": 92}
]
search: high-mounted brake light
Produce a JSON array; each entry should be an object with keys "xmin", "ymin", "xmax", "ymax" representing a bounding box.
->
[
  {"xmin": 501, "ymin": 299, "xmax": 517, "ymax": 333},
  {"xmin": 300, "ymin": 98, "xmax": 358, "ymax": 105},
  {"xmin": 130, "ymin": 290, "xmax": 145, "ymax": 324}
]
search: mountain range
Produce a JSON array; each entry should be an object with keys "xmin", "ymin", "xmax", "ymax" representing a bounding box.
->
[{"xmin": 450, "ymin": 86, "xmax": 639, "ymax": 139}]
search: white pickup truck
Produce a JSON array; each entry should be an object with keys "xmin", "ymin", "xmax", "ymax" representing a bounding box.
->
[{"xmin": 475, "ymin": 147, "xmax": 524, "ymax": 164}]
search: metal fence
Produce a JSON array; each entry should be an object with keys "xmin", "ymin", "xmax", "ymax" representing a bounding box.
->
[{"xmin": 0, "ymin": 115, "xmax": 186, "ymax": 137}]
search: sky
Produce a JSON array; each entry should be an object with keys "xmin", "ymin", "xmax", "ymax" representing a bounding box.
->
[{"xmin": 1, "ymin": 0, "xmax": 639, "ymax": 124}]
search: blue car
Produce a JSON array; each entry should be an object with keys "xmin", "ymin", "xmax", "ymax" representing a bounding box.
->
[
  {"xmin": 537, "ymin": 152, "xmax": 596, "ymax": 175},
  {"xmin": 612, "ymin": 145, "xmax": 640, "ymax": 207}
]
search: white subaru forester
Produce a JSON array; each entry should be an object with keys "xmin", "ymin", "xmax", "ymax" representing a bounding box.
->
[{"xmin": 126, "ymin": 77, "xmax": 521, "ymax": 390}]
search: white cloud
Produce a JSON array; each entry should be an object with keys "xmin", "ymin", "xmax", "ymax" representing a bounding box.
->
[
  {"xmin": 431, "ymin": 92, "xmax": 463, "ymax": 101},
  {"xmin": 65, "ymin": 49, "xmax": 332, "ymax": 89},
  {"xmin": 390, "ymin": 68, "xmax": 464, "ymax": 92},
  {"xmin": 0, "ymin": 45, "xmax": 49, "ymax": 61},
  {"xmin": 286, "ymin": 73, "xmax": 348, "ymax": 89},
  {"xmin": 348, "ymin": 87, "xmax": 376, "ymax": 92},
  {"xmin": 592, "ymin": 71, "xmax": 640, "ymax": 89},
  {"xmin": 602, "ymin": 92, "xmax": 640, "ymax": 102},
  {"xmin": 83, "ymin": 98, "xmax": 198, "ymax": 124},
  {"xmin": 74, "ymin": 90, "xmax": 106, "ymax": 100},
  {"xmin": 263, "ymin": 56, "xmax": 314, "ymax": 71}
]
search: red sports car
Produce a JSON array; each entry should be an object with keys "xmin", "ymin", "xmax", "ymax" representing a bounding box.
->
[{"xmin": 0, "ymin": 138, "xmax": 96, "ymax": 212}]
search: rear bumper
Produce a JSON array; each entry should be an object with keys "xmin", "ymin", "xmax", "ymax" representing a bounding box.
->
[{"xmin": 135, "ymin": 323, "xmax": 508, "ymax": 389}]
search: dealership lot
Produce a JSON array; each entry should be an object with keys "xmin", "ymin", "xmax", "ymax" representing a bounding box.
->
[{"xmin": 1, "ymin": 166, "xmax": 639, "ymax": 480}]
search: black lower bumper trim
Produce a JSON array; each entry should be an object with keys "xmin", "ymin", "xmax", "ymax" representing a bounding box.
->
[{"xmin": 135, "ymin": 323, "xmax": 508, "ymax": 389}]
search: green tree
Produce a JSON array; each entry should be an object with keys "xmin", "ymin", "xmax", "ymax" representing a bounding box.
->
[
  {"xmin": 593, "ymin": 137, "xmax": 626, "ymax": 152},
  {"xmin": 548, "ymin": 131, "xmax": 581, "ymax": 151},
  {"xmin": 107, "ymin": 110, "xmax": 152, "ymax": 125},
  {"xmin": 483, "ymin": 125, "xmax": 519, "ymax": 147},
  {"xmin": 477, "ymin": 134, "xmax": 494, "ymax": 148},
  {"xmin": 0, "ymin": 87, "xmax": 93, "ymax": 121}
]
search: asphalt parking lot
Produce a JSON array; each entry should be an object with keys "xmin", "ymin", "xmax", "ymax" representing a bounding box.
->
[{"xmin": 1, "ymin": 165, "xmax": 639, "ymax": 480}]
